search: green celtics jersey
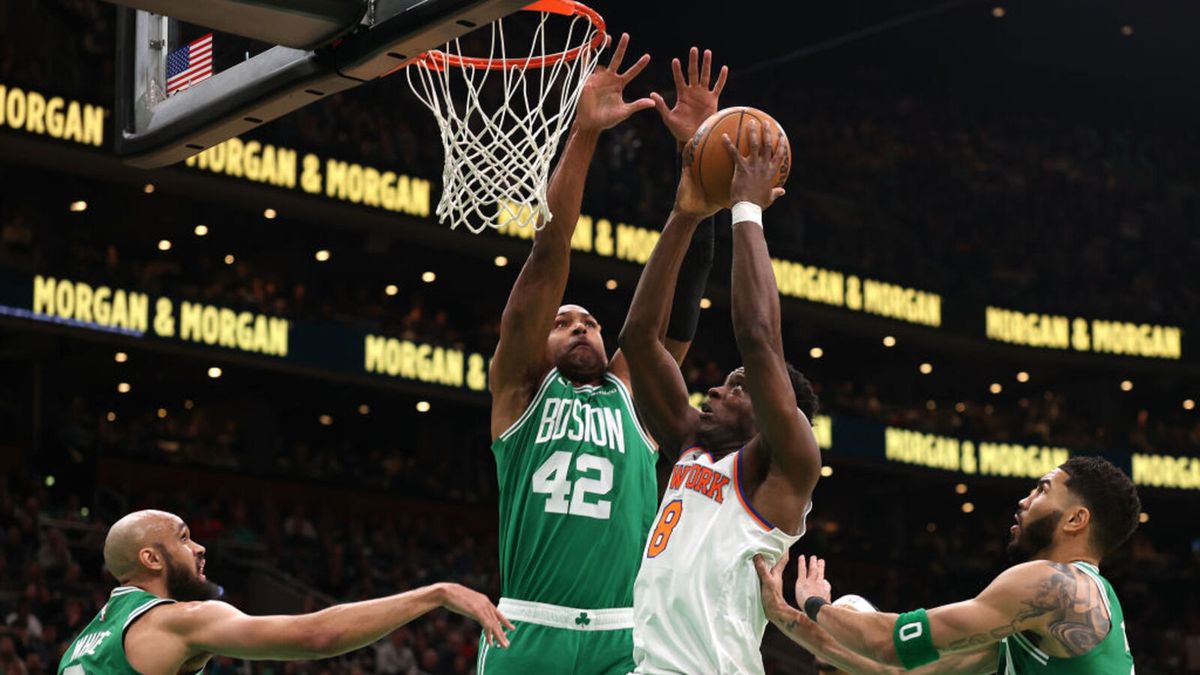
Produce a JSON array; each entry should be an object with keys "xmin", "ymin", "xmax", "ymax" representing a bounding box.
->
[
  {"xmin": 493, "ymin": 368, "xmax": 658, "ymax": 609},
  {"xmin": 998, "ymin": 562, "xmax": 1134, "ymax": 674},
  {"xmin": 58, "ymin": 586, "xmax": 175, "ymax": 675}
]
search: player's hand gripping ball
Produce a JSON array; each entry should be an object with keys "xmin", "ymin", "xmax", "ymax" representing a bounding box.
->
[{"xmin": 684, "ymin": 106, "xmax": 791, "ymax": 208}]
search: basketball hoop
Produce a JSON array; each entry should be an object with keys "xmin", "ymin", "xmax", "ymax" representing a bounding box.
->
[{"xmin": 407, "ymin": 0, "xmax": 606, "ymax": 233}]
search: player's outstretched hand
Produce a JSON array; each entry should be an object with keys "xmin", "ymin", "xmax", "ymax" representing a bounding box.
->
[
  {"xmin": 575, "ymin": 33, "xmax": 655, "ymax": 133},
  {"xmin": 723, "ymin": 119, "xmax": 787, "ymax": 210},
  {"xmin": 753, "ymin": 552, "xmax": 791, "ymax": 622},
  {"xmin": 652, "ymin": 47, "xmax": 728, "ymax": 144},
  {"xmin": 794, "ymin": 554, "xmax": 832, "ymax": 605},
  {"xmin": 437, "ymin": 583, "xmax": 515, "ymax": 648}
]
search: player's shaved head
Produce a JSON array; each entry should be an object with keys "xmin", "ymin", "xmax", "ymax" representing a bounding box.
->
[{"xmin": 104, "ymin": 509, "xmax": 183, "ymax": 583}]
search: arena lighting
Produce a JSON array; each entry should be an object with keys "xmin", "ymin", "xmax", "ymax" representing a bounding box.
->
[
  {"xmin": 158, "ymin": 239, "xmax": 172, "ymax": 251},
  {"xmin": 157, "ymin": 408, "xmax": 168, "ymax": 418},
  {"xmin": 184, "ymin": 400, "xmax": 195, "ymax": 410},
  {"xmin": 991, "ymin": 6, "xmax": 1005, "ymax": 18},
  {"xmin": 699, "ymin": 298, "xmax": 712, "ymax": 309},
  {"xmin": 954, "ymin": 402, "xmax": 966, "ymax": 413},
  {"xmin": 1185, "ymin": 399, "xmax": 1196, "ymax": 411},
  {"xmin": 809, "ymin": 347, "xmax": 824, "ymax": 359},
  {"xmin": 961, "ymin": 502, "xmax": 975, "ymax": 514},
  {"xmin": 925, "ymin": 522, "xmax": 937, "ymax": 533},
  {"xmin": 925, "ymin": 400, "xmax": 936, "ymax": 410},
  {"xmin": 105, "ymin": 412, "xmax": 117, "ymax": 422},
  {"xmin": 224, "ymin": 254, "xmax": 235, "ymax": 265},
  {"xmin": 820, "ymin": 466, "xmax": 833, "ymax": 477},
  {"xmin": 494, "ymin": 255, "xmax": 509, "ymax": 267},
  {"xmin": 45, "ymin": 476, "xmax": 55, "ymax": 487},
  {"xmin": 315, "ymin": 249, "xmax": 331, "ymax": 262},
  {"xmin": 69, "ymin": 200, "xmax": 88, "ymax": 212},
  {"xmin": 919, "ymin": 362, "xmax": 933, "ymax": 375},
  {"xmin": 194, "ymin": 224, "xmax": 209, "ymax": 236},
  {"xmin": 605, "ymin": 279, "xmax": 618, "ymax": 290},
  {"xmin": 263, "ymin": 208, "xmax": 277, "ymax": 219},
  {"xmin": 1016, "ymin": 371, "xmax": 1030, "ymax": 383},
  {"xmin": 1120, "ymin": 380, "xmax": 1133, "ymax": 392},
  {"xmin": 143, "ymin": 183, "xmax": 155, "ymax": 194},
  {"xmin": 114, "ymin": 352, "xmax": 128, "ymax": 363},
  {"xmin": 384, "ymin": 284, "xmax": 399, "ymax": 296},
  {"xmin": 319, "ymin": 414, "xmax": 333, "ymax": 426},
  {"xmin": 1121, "ymin": 25, "xmax": 1134, "ymax": 36},
  {"xmin": 422, "ymin": 271, "xmax": 437, "ymax": 283},
  {"xmin": 1138, "ymin": 512, "xmax": 1149, "ymax": 524},
  {"xmin": 207, "ymin": 367, "xmax": 222, "ymax": 379},
  {"xmin": 358, "ymin": 404, "xmax": 370, "ymax": 415},
  {"xmin": 416, "ymin": 401, "xmax": 431, "ymax": 413},
  {"xmin": 989, "ymin": 383, "xmax": 1003, "ymax": 394},
  {"xmin": 955, "ymin": 483, "xmax": 968, "ymax": 495},
  {"xmin": 80, "ymin": 507, "xmax": 90, "ymax": 517},
  {"xmin": 117, "ymin": 382, "xmax": 131, "ymax": 393},
  {"xmin": 882, "ymin": 335, "xmax": 896, "ymax": 347}
]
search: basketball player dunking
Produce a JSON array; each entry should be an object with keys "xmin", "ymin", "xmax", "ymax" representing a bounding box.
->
[
  {"xmin": 755, "ymin": 456, "xmax": 1140, "ymax": 674},
  {"xmin": 58, "ymin": 510, "xmax": 508, "ymax": 675},
  {"xmin": 619, "ymin": 120, "xmax": 822, "ymax": 674},
  {"xmin": 481, "ymin": 40, "xmax": 728, "ymax": 674}
]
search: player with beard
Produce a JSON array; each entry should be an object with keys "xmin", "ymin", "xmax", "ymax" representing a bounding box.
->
[
  {"xmin": 756, "ymin": 456, "xmax": 1140, "ymax": 674},
  {"xmin": 483, "ymin": 41, "xmax": 726, "ymax": 674},
  {"xmin": 57, "ymin": 510, "xmax": 510, "ymax": 675}
]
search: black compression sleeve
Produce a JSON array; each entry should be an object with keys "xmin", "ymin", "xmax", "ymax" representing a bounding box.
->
[{"xmin": 666, "ymin": 215, "xmax": 714, "ymax": 342}]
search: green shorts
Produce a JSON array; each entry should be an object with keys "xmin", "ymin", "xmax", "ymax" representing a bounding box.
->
[{"xmin": 476, "ymin": 599, "xmax": 634, "ymax": 675}]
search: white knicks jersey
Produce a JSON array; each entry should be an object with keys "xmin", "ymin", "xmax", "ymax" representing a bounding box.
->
[{"xmin": 632, "ymin": 447, "xmax": 810, "ymax": 675}]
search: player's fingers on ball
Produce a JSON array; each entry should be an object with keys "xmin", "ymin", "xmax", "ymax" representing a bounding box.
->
[
  {"xmin": 700, "ymin": 49, "xmax": 713, "ymax": 86},
  {"xmin": 720, "ymin": 133, "xmax": 739, "ymax": 159},
  {"xmin": 746, "ymin": 119, "xmax": 762, "ymax": 154},
  {"xmin": 713, "ymin": 66, "xmax": 728, "ymax": 96}
]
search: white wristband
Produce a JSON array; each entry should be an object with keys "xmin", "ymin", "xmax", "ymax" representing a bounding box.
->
[{"xmin": 731, "ymin": 201, "xmax": 763, "ymax": 228}]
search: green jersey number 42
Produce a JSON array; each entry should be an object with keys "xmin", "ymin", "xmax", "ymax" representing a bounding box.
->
[{"xmin": 531, "ymin": 451, "xmax": 613, "ymax": 519}]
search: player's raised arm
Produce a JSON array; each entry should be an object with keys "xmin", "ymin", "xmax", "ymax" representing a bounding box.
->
[
  {"xmin": 754, "ymin": 554, "xmax": 999, "ymax": 675},
  {"xmin": 490, "ymin": 33, "xmax": 653, "ymax": 439},
  {"xmin": 617, "ymin": 186, "xmax": 716, "ymax": 454},
  {"xmin": 725, "ymin": 121, "xmax": 821, "ymax": 510},
  {"xmin": 800, "ymin": 560, "xmax": 1088, "ymax": 669},
  {"xmin": 153, "ymin": 583, "xmax": 512, "ymax": 661}
]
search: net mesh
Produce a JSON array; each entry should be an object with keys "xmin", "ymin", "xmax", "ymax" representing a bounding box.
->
[{"xmin": 406, "ymin": 9, "xmax": 604, "ymax": 233}]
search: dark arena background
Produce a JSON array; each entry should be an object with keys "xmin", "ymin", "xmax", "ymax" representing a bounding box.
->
[{"xmin": 2, "ymin": 0, "xmax": 1199, "ymax": 673}]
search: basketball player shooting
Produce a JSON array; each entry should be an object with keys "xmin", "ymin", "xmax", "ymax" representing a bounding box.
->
[
  {"xmin": 618, "ymin": 119, "xmax": 822, "ymax": 675},
  {"xmin": 755, "ymin": 456, "xmax": 1139, "ymax": 674},
  {"xmin": 483, "ymin": 40, "xmax": 726, "ymax": 674},
  {"xmin": 56, "ymin": 510, "xmax": 509, "ymax": 675}
]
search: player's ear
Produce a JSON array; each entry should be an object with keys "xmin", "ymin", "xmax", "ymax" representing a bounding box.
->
[
  {"xmin": 1062, "ymin": 505, "xmax": 1091, "ymax": 535},
  {"xmin": 139, "ymin": 546, "xmax": 165, "ymax": 572}
]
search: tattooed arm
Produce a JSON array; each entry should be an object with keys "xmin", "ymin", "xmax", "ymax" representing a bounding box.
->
[{"xmin": 809, "ymin": 561, "xmax": 1111, "ymax": 666}]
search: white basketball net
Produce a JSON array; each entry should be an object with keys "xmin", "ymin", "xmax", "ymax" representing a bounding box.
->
[{"xmin": 407, "ymin": 10, "xmax": 604, "ymax": 233}]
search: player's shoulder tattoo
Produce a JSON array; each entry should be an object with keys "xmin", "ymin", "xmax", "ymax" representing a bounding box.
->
[
  {"xmin": 946, "ymin": 561, "xmax": 1110, "ymax": 655},
  {"xmin": 1028, "ymin": 562, "xmax": 1111, "ymax": 656}
]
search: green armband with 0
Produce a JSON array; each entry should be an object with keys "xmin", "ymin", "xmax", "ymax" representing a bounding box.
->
[{"xmin": 893, "ymin": 609, "xmax": 939, "ymax": 669}]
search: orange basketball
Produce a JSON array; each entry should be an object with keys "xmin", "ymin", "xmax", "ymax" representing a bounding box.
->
[{"xmin": 684, "ymin": 106, "xmax": 791, "ymax": 208}]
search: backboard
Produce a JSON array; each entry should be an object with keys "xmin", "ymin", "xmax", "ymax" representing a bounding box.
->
[{"xmin": 114, "ymin": 0, "xmax": 530, "ymax": 168}]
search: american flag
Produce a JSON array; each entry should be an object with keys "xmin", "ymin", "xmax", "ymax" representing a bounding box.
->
[{"xmin": 166, "ymin": 33, "xmax": 213, "ymax": 95}]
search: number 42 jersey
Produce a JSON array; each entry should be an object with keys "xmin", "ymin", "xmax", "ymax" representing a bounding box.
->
[{"xmin": 492, "ymin": 368, "xmax": 658, "ymax": 610}]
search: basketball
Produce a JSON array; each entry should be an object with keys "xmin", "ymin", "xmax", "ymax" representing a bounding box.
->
[{"xmin": 684, "ymin": 106, "xmax": 791, "ymax": 208}]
